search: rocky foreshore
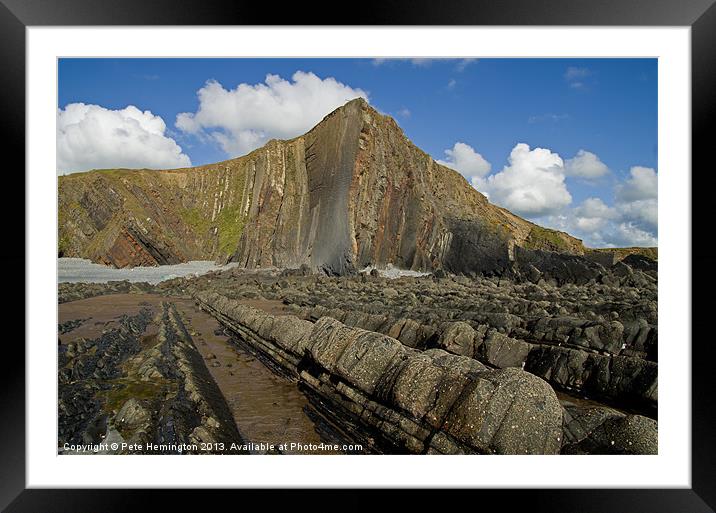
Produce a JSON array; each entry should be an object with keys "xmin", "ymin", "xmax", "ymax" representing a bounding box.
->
[
  {"xmin": 59, "ymin": 301, "xmax": 245, "ymax": 454},
  {"xmin": 58, "ymin": 250, "xmax": 658, "ymax": 455},
  {"xmin": 58, "ymin": 280, "xmax": 157, "ymax": 303},
  {"xmin": 165, "ymin": 254, "xmax": 657, "ymax": 412},
  {"xmin": 197, "ymin": 291, "xmax": 564, "ymax": 454},
  {"xmin": 196, "ymin": 289, "xmax": 656, "ymax": 455}
]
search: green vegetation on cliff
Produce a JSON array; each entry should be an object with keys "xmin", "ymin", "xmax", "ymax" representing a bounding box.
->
[
  {"xmin": 216, "ymin": 204, "xmax": 247, "ymax": 255},
  {"xmin": 524, "ymin": 225, "xmax": 573, "ymax": 252},
  {"xmin": 590, "ymin": 246, "xmax": 658, "ymax": 261},
  {"xmin": 179, "ymin": 207, "xmax": 212, "ymax": 236}
]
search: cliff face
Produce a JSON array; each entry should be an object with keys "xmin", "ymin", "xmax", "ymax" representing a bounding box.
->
[{"xmin": 58, "ymin": 98, "xmax": 585, "ymax": 273}]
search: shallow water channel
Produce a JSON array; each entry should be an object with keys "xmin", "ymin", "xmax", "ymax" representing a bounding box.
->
[{"xmin": 58, "ymin": 293, "xmax": 358, "ymax": 454}]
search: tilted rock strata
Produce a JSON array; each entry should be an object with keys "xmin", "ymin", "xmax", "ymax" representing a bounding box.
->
[
  {"xmin": 287, "ymin": 306, "xmax": 656, "ymax": 415},
  {"xmin": 151, "ymin": 302, "xmax": 244, "ymax": 450},
  {"xmin": 293, "ymin": 304, "xmax": 657, "ymax": 410},
  {"xmin": 59, "ymin": 307, "xmax": 153, "ymax": 447},
  {"xmin": 525, "ymin": 345, "xmax": 657, "ymax": 411},
  {"xmin": 59, "ymin": 98, "xmax": 584, "ymax": 274},
  {"xmin": 58, "ymin": 280, "xmax": 156, "ymax": 303},
  {"xmin": 561, "ymin": 402, "xmax": 657, "ymax": 455},
  {"xmin": 59, "ymin": 302, "xmax": 244, "ymax": 453},
  {"xmin": 197, "ymin": 291, "xmax": 564, "ymax": 454},
  {"xmin": 57, "ymin": 263, "xmax": 658, "ymax": 454},
  {"xmin": 163, "ymin": 261, "xmax": 657, "ymax": 414}
]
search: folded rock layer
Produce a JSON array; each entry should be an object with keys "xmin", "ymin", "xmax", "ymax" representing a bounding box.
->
[
  {"xmin": 197, "ymin": 291, "xmax": 564, "ymax": 454},
  {"xmin": 59, "ymin": 98, "xmax": 584, "ymax": 274}
]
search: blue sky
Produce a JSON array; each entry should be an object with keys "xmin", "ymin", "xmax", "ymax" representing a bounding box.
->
[{"xmin": 58, "ymin": 58, "xmax": 658, "ymax": 248}]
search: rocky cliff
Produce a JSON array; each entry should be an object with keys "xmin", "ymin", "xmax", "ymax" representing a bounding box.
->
[{"xmin": 59, "ymin": 98, "xmax": 585, "ymax": 273}]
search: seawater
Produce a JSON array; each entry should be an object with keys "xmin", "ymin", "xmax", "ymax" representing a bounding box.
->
[{"xmin": 58, "ymin": 258, "xmax": 240, "ymax": 284}]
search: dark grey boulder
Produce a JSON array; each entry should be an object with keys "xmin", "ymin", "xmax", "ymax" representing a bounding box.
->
[{"xmin": 562, "ymin": 403, "xmax": 657, "ymax": 454}]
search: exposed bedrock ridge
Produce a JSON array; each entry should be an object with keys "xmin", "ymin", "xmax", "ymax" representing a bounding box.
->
[
  {"xmin": 156, "ymin": 302, "xmax": 245, "ymax": 450},
  {"xmin": 291, "ymin": 303, "xmax": 657, "ymax": 360},
  {"xmin": 560, "ymin": 402, "xmax": 657, "ymax": 455},
  {"xmin": 289, "ymin": 304, "xmax": 657, "ymax": 415},
  {"xmin": 197, "ymin": 291, "xmax": 564, "ymax": 454}
]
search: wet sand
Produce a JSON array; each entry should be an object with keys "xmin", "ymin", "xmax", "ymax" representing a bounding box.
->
[
  {"xmin": 172, "ymin": 299, "xmax": 342, "ymax": 454},
  {"xmin": 58, "ymin": 293, "xmax": 344, "ymax": 454},
  {"xmin": 58, "ymin": 293, "xmax": 166, "ymax": 344}
]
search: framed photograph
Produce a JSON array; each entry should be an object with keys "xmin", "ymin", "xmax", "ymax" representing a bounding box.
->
[{"xmin": 3, "ymin": 0, "xmax": 714, "ymax": 510}]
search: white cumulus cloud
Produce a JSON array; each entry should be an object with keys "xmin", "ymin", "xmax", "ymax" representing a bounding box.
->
[
  {"xmin": 565, "ymin": 149, "xmax": 609, "ymax": 179},
  {"xmin": 438, "ymin": 137, "xmax": 656, "ymax": 247},
  {"xmin": 176, "ymin": 71, "xmax": 368, "ymax": 157},
  {"xmin": 57, "ymin": 103, "xmax": 191, "ymax": 175},
  {"xmin": 574, "ymin": 197, "xmax": 616, "ymax": 219},
  {"xmin": 613, "ymin": 223, "xmax": 658, "ymax": 247},
  {"xmin": 616, "ymin": 166, "xmax": 658, "ymax": 202},
  {"xmin": 618, "ymin": 198, "xmax": 658, "ymax": 229},
  {"xmin": 614, "ymin": 166, "xmax": 658, "ymax": 238},
  {"xmin": 475, "ymin": 143, "xmax": 572, "ymax": 217},
  {"xmin": 539, "ymin": 165, "xmax": 658, "ymax": 248},
  {"xmin": 571, "ymin": 197, "xmax": 619, "ymax": 232},
  {"xmin": 437, "ymin": 142, "xmax": 491, "ymax": 179}
]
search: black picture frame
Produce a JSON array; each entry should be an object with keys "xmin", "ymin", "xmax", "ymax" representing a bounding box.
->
[{"xmin": 3, "ymin": 0, "xmax": 713, "ymax": 510}]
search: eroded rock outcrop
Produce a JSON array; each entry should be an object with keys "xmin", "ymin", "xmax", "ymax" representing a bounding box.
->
[
  {"xmin": 561, "ymin": 401, "xmax": 657, "ymax": 454},
  {"xmin": 58, "ymin": 280, "xmax": 156, "ymax": 303},
  {"xmin": 161, "ymin": 264, "xmax": 657, "ymax": 416},
  {"xmin": 197, "ymin": 291, "xmax": 564, "ymax": 454}
]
